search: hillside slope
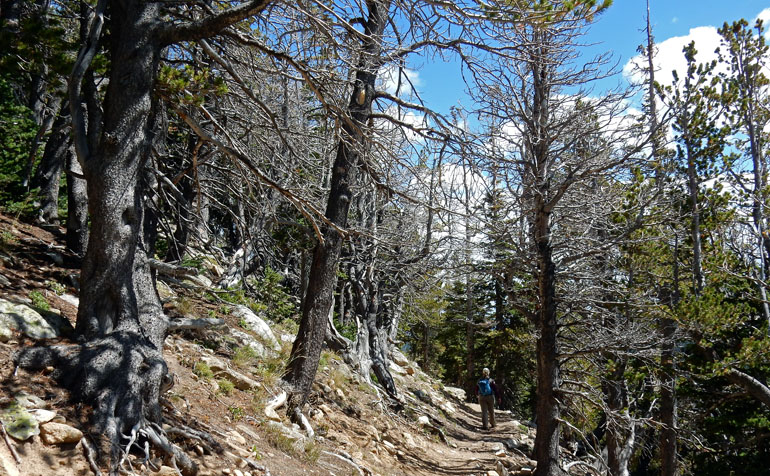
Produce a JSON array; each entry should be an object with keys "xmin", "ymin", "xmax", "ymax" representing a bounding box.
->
[{"xmin": 0, "ymin": 214, "xmax": 541, "ymax": 476}]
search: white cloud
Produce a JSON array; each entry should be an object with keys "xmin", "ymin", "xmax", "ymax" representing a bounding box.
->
[
  {"xmin": 380, "ymin": 66, "xmax": 423, "ymax": 96},
  {"xmin": 623, "ymin": 26, "xmax": 722, "ymax": 87}
]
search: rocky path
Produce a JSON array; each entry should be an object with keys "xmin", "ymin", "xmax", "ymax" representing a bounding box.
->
[{"xmin": 397, "ymin": 400, "xmax": 532, "ymax": 476}]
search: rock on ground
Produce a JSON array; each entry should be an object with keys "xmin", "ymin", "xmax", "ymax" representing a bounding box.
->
[
  {"xmin": 231, "ymin": 305, "xmax": 281, "ymax": 352},
  {"xmin": 39, "ymin": 421, "xmax": 83, "ymax": 445},
  {"xmin": 0, "ymin": 298, "xmax": 73, "ymax": 341}
]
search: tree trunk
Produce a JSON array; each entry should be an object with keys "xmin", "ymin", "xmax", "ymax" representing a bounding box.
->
[
  {"xmin": 284, "ymin": 0, "xmax": 390, "ymax": 411},
  {"xmin": 659, "ymin": 316, "xmax": 678, "ymax": 476},
  {"xmin": 65, "ymin": 148, "xmax": 88, "ymax": 256},
  {"xmin": 35, "ymin": 103, "xmax": 71, "ymax": 225},
  {"xmin": 606, "ymin": 360, "xmax": 634, "ymax": 476},
  {"xmin": 532, "ymin": 205, "xmax": 564, "ymax": 476},
  {"xmin": 660, "ymin": 236, "xmax": 679, "ymax": 476}
]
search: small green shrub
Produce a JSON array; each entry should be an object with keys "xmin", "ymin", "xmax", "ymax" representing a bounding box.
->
[
  {"xmin": 217, "ymin": 379, "xmax": 235, "ymax": 396},
  {"xmin": 193, "ymin": 361, "xmax": 213, "ymax": 380},
  {"xmin": 228, "ymin": 406, "xmax": 244, "ymax": 421},
  {"xmin": 0, "ymin": 230, "xmax": 17, "ymax": 250},
  {"xmin": 180, "ymin": 256, "xmax": 205, "ymax": 270},
  {"xmin": 45, "ymin": 280, "xmax": 66, "ymax": 296},
  {"xmin": 28, "ymin": 290, "xmax": 49, "ymax": 311}
]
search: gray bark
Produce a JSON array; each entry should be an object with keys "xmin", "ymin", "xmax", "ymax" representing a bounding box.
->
[
  {"xmin": 284, "ymin": 0, "xmax": 391, "ymax": 410},
  {"xmin": 35, "ymin": 104, "xmax": 71, "ymax": 225},
  {"xmin": 65, "ymin": 144, "xmax": 88, "ymax": 256}
]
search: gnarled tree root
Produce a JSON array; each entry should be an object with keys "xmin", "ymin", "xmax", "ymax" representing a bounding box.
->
[{"xmin": 14, "ymin": 331, "xmax": 197, "ymax": 476}]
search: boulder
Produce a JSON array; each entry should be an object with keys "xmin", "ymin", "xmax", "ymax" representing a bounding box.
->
[
  {"xmin": 382, "ymin": 440, "xmax": 398, "ymax": 455},
  {"xmin": 0, "ymin": 298, "xmax": 73, "ymax": 340},
  {"xmin": 221, "ymin": 369, "xmax": 260, "ymax": 391},
  {"xmin": 59, "ymin": 294, "xmax": 79, "ymax": 308},
  {"xmin": 417, "ymin": 415, "xmax": 431, "ymax": 426},
  {"xmin": 405, "ymin": 366, "xmax": 415, "ymax": 376},
  {"xmin": 0, "ymin": 323, "xmax": 10, "ymax": 342},
  {"xmin": 200, "ymin": 355, "xmax": 227, "ymax": 373},
  {"xmin": 231, "ymin": 305, "xmax": 280, "ymax": 352},
  {"xmin": 13, "ymin": 392, "xmax": 47, "ymax": 409},
  {"xmin": 390, "ymin": 349, "xmax": 410, "ymax": 367},
  {"xmin": 402, "ymin": 431, "xmax": 419, "ymax": 449},
  {"xmin": 40, "ymin": 421, "xmax": 83, "ymax": 445},
  {"xmin": 411, "ymin": 389, "xmax": 432, "ymax": 404},
  {"xmin": 388, "ymin": 362, "xmax": 407, "ymax": 376},
  {"xmin": 442, "ymin": 386, "xmax": 466, "ymax": 401},
  {"xmin": 439, "ymin": 400, "xmax": 456, "ymax": 415},
  {"xmin": 267, "ymin": 421, "xmax": 304, "ymax": 443},
  {"xmin": 230, "ymin": 329, "xmax": 268, "ymax": 357}
]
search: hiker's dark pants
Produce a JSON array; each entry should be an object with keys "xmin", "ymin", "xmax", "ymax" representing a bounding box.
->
[{"xmin": 479, "ymin": 394, "xmax": 496, "ymax": 429}]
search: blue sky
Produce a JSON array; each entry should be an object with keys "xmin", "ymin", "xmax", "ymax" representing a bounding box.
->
[{"xmin": 411, "ymin": 1, "xmax": 770, "ymax": 115}]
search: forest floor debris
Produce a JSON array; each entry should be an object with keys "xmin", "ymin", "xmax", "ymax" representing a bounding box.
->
[{"xmin": 0, "ymin": 213, "xmax": 537, "ymax": 476}]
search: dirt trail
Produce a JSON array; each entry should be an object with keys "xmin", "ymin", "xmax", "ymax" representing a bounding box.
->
[{"xmin": 397, "ymin": 400, "xmax": 529, "ymax": 476}]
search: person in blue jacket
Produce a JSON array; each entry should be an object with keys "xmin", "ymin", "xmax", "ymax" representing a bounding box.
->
[{"xmin": 475, "ymin": 367, "xmax": 501, "ymax": 430}]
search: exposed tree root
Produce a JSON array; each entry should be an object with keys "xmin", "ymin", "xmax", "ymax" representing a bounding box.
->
[
  {"xmin": 81, "ymin": 436, "xmax": 103, "ymax": 476},
  {"xmin": 14, "ymin": 332, "xmax": 197, "ymax": 476}
]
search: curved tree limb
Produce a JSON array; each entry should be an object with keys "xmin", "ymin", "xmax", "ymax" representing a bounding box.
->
[
  {"xmin": 68, "ymin": 0, "xmax": 107, "ymax": 165},
  {"xmin": 158, "ymin": 0, "xmax": 272, "ymax": 46}
]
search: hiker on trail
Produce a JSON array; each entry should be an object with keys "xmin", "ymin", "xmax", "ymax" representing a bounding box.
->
[{"xmin": 476, "ymin": 367, "xmax": 500, "ymax": 430}]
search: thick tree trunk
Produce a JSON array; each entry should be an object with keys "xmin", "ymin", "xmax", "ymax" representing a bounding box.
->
[
  {"xmin": 284, "ymin": 0, "xmax": 390, "ymax": 411},
  {"xmin": 532, "ymin": 211, "xmax": 564, "ymax": 476}
]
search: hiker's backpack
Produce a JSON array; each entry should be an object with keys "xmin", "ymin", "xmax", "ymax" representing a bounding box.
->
[{"xmin": 478, "ymin": 378, "xmax": 493, "ymax": 396}]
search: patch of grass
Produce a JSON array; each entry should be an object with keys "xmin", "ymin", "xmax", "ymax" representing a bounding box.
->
[
  {"xmin": 253, "ymin": 355, "xmax": 285, "ymax": 388},
  {"xmin": 193, "ymin": 361, "xmax": 214, "ymax": 380},
  {"xmin": 319, "ymin": 350, "xmax": 340, "ymax": 369},
  {"xmin": 45, "ymin": 280, "xmax": 66, "ymax": 296},
  {"xmin": 357, "ymin": 381, "xmax": 376, "ymax": 395},
  {"xmin": 180, "ymin": 256, "xmax": 205, "ymax": 270},
  {"xmin": 173, "ymin": 296, "xmax": 194, "ymax": 316},
  {"xmin": 329, "ymin": 368, "xmax": 349, "ymax": 389},
  {"xmin": 232, "ymin": 345, "xmax": 259, "ymax": 369},
  {"xmin": 263, "ymin": 424, "xmax": 295, "ymax": 454},
  {"xmin": 301, "ymin": 439, "xmax": 321, "ymax": 463},
  {"xmin": 261, "ymin": 424, "xmax": 318, "ymax": 462},
  {"xmin": 0, "ymin": 230, "xmax": 17, "ymax": 251},
  {"xmin": 28, "ymin": 290, "xmax": 49, "ymax": 311},
  {"xmin": 217, "ymin": 379, "xmax": 235, "ymax": 396}
]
